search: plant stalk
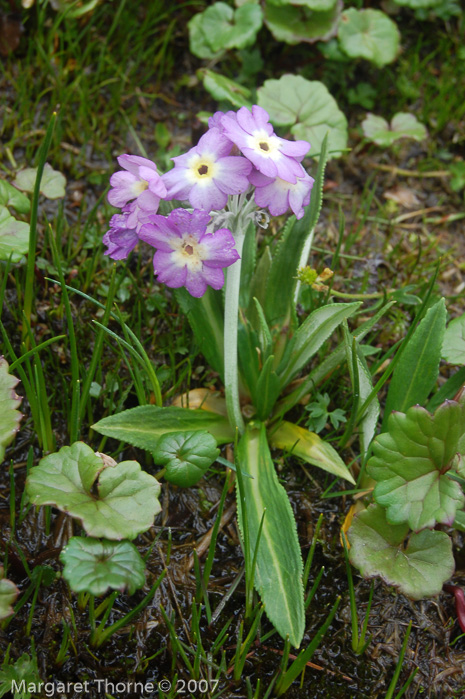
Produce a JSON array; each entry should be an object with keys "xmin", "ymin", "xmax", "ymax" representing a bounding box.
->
[{"xmin": 224, "ymin": 225, "xmax": 245, "ymax": 433}]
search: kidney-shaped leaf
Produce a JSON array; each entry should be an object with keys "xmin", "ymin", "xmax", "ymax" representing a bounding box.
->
[
  {"xmin": 338, "ymin": 8, "xmax": 400, "ymax": 67},
  {"xmin": 188, "ymin": 12, "xmax": 223, "ymax": 59},
  {"xmin": 442, "ymin": 313, "xmax": 465, "ymax": 365},
  {"xmin": 264, "ymin": 2, "xmax": 341, "ymax": 46},
  {"xmin": 13, "ymin": 163, "xmax": 66, "ymax": 199},
  {"xmin": 0, "ymin": 180, "xmax": 30, "ymax": 214},
  {"xmin": 0, "ymin": 206, "xmax": 30, "ymax": 263},
  {"xmin": 60, "ymin": 537, "xmax": 146, "ymax": 596},
  {"xmin": 368, "ymin": 402, "xmax": 465, "ymax": 531},
  {"xmin": 362, "ymin": 112, "xmax": 427, "ymax": 146},
  {"xmin": 154, "ymin": 430, "xmax": 220, "ymax": 487},
  {"xmin": 0, "ymin": 357, "xmax": 22, "ymax": 464},
  {"xmin": 0, "ymin": 566, "xmax": 19, "ymax": 620},
  {"xmin": 200, "ymin": 2, "xmax": 263, "ymax": 52},
  {"xmin": 258, "ymin": 75, "xmax": 347, "ymax": 158},
  {"xmin": 26, "ymin": 442, "xmax": 161, "ymax": 540},
  {"xmin": 348, "ymin": 504, "xmax": 454, "ymax": 599}
]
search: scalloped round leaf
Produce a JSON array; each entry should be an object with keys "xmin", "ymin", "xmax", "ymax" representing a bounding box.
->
[
  {"xmin": 0, "ymin": 180, "xmax": 30, "ymax": 214},
  {"xmin": 257, "ymin": 75, "xmax": 347, "ymax": 158},
  {"xmin": 338, "ymin": 8, "xmax": 400, "ymax": 67},
  {"xmin": 13, "ymin": 163, "xmax": 66, "ymax": 199},
  {"xmin": 200, "ymin": 69, "xmax": 252, "ymax": 109},
  {"xmin": 200, "ymin": 2, "xmax": 263, "ymax": 53},
  {"xmin": 348, "ymin": 504, "xmax": 455, "ymax": 599},
  {"xmin": 0, "ymin": 206, "xmax": 30, "ymax": 263},
  {"xmin": 26, "ymin": 442, "xmax": 161, "ymax": 540},
  {"xmin": 264, "ymin": 1, "xmax": 341, "ymax": 45},
  {"xmin": 60, "ymin": 537, "xmax": 146, "ymax": 596},
  {"xmin": 368, "ymin": 402, "xmax": 465, "ymax": 531},
  {"xmin": 364, "ymin": 112, "xmax": 428, "ymax": 147},
  {"xmin": 268, "ymin": 0, "xmax": 338, "ymax": 9},
  {"xmin": 0, "ymin": 357, "xmax": 22, "ymax": 464},
  {"xmin": 188, "ymin": 13, "xmax": 224, "ymax": 59},
  {"xmin": 0, "ymin": 565, "xmax": 19, "ymax": 620},
  {"xmin": 394, "ymin": 0, "xmax": 441, "ymax": 6},
  {"xmin": 442, "ymin": 313, "xmax": 465, "ymax": 364},
  {"xmin": 154, "ymin": 430, "xmax": 219, "ymax": 487}
]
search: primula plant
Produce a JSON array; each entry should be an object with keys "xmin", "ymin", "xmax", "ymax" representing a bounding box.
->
[{"xmin": 94, "ymin": 105, "xmax": 359, "ymax": 646}]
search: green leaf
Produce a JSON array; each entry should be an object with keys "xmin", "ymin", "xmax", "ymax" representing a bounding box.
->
[
  {"xmin": 0, "ymin": 206, "xmax": 30, "ymax": 263},
  {"xmin": 348, "ymin": 503, "xmax": 454, "ymax": 599},
  {"xmin": 239, "ymin": 221, "xmax": 257, "ymax": 309},
  {"xmin": 92, "ymin": 405, "xmax": 234, "ymax": 448},
  {"xmin": 60, "ymin": 537, "xmax": 146, "ymax": 596},
  {"xmin": 442, "ymin": 313, "xmax": 465, "ymax": 364},
  {"xmin": 26, "ymin": 442, "xmax": 161, "ymax": 540},
  {"xmin": 453, "ymin": 509, "xmax": 465, "ymax": 532},
  {"xmin": 338, "ymin": 8, "xmax": 400, "ymax": 67},
  {"xmin": 0, "ymin": 653, "xmax": 41, "ymax": 699},
  {"xmin": 393, "ymin": 0, "xmax": 441, "ymax": 7},
  {"xmin": 254, "ymin": 355, "xmax": 281, "ymax": 420},
  {"xmin": 258, "ymin": 75, "xmax": 347, "ymax": 158},
  {"xmin": 199, "ymin": 2, "xmax": 263, "ymax": 52},
  {"xmin": 267, "ymin": 0, "xmax": 338, "ymax": 8},
  {"xmin": 13, "ymin": 163, "xmax": 66, "ymax": 199},
  {"xmin": 382, "ymin": 299, "xmax": 447, "ymax": 426},
  {"xmin": 362, "ymin": 112, "xmax": 427, "ymax": 146},
  {"xmin": 153, "ymin": 430, "xmax": 219, "ymax": 487},
  {"xmin": 175, "ymin": 286, "xmax": 224, "ymax": 377},
  {"xmin": 0, "ymin": 566, "xmax": 18, "ymax": 620},
  {"xmin": 368, "ymin": 402, "xmax": 465, "ymax": 531},
  {"xmin": 0, "ymin": 180, "xmax": 30, "ymax": 214},
  {"xmin": 188, "ymin": 13, "xmax": 224, "ymax": 59},
  {"xmin": 246, "ymin": 246, "xmax": 272, "ymax": 327},
  {"xmin": 0, "ymin": 358, "xmax": 22, "ymax": 465},
  {"xmin": 269, "ymin": 420, "xmax": 355, "ymax": 483},
  {"xmin": 199, "ymin": 69, "xmax": 252, "ymax": 109},
  {"xmin": 278, "ymin": 302, "xmax": 361, "ymax": 388},
  {"xmin": 264, "ymin": 2, "xmax": 341, "ymax": 45},
  {"xmin": 236, "ymin": 423, "xmax": 304, "ymax": 647}
]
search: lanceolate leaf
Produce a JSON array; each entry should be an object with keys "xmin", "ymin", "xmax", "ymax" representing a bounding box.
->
[
  {"xmin": 382, "ymin": 298, "xmax": 446, "ymax": 428},
  {"xmin": 368, "ymin": 402, "xmax": 465, "ymax": 531},
  {"xmin": 348, "ymin": 504, "xmax": 454, "ymax": 599},
  {"xmin": 153, "ymin": 430, "xmax": 219, "ymax": 487},
  {"xmin": 199, "ymin": 69, "xmax": 252, "ymax": 110},
  {"xmin": 176, "ymin": 286, "xmax": 224, "ymax": 378},
  {"xmin": 26, "ymin": 442, "xmax": 161, "ymax": 540},
  {"xmin": 93, "ymin": 406, "xmax": 234, "ymax": 450},
  {"xmin": 0, "ymin": 566, "xmax": 18, "ymax": 620},
  {"xmin": 236, "ymin": 423, "xmax": 305, "ymax": 647},
  {"xmin": 0, "ymin": 358, "xmax": 22, "ymax": 464},
  {"xmin": 254, "ymin": 355, "xmax": 281, "ymax": 420},
  {"xmin": 278, "ymin": 302, "xmax": 361, "ymax": 388},
  {"xmin": 60, "ymin": 537, "xmax": 146, "ymax": 596},
  {"xmin": 269, "ymin": 421, "xmax": 355, "ymax": 483}
]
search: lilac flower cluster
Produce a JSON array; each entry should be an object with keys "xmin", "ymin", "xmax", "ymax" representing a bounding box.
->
[{"xmin": 104, "ymin": 106, "xmax": 313, "ymax": 297}]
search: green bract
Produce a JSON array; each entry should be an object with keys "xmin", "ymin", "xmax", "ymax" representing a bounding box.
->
[
  {"xmin": 0, "ymin": 566, "xmax": 18, "ymax": 620},
  {"xmin": 13, "ymin": 163, "xmax": 66, "ymax": 199},
  {"xmin": 0, "ymin": 180, "xmax": 30, "ymax": 214},
  {"xmin": 368, "ymin": 402, "xmax": 465, "ymax": 531},
  {"xmin": 0, "ymin": 358, "xmax": 22, "ymax": 464},
  {"xmin": 153, "ymin": 430, "xmax": 220, "ymax": 487},
  {"xmin": 26, "ymin": 442, "xmax": 161, "ymax": 540},
  {"xmin": 338, "ymin": 8, "xmax": 400, "ymax": 67},
  {"xmin": 442, "ymin": 313, "xmax": 465, "ymax": 364},
  {"xmin": 362, "ymin": 112, "xmax": 428, "ymax": 147},
  {"xmin": 348, "ymin": 504, "xmax": 454, "ymax": 599},
  {"xmin": 0, "ymin": 206, "xmax": 30, "ymax": 263},
  {"xmin": 264, "ymin": 1, "xmax": 341, "ymax": 45},
  {"xmin": 257, "ymin": 75, "xmax": 347, "ymax": 158},
  {"xmin": 60, "ymin": 537, "xmax": 146, "ymax": 596}
]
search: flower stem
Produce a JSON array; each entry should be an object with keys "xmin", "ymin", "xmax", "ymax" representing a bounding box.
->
[{"xmin": 224, "ymin": 226, "xmax": 245, "ymax": 434}]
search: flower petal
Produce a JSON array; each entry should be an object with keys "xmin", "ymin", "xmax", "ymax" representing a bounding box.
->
[
  {"xmin": 201, "ymin": 228, "xmax": 241, "ymax": 268},
  {"xmin": 189, "ymin": 181, "xmax": 227, "ymax": 211},
  {"xmin": 153, "ymin": 251, "xmax": 188, "ymax": 288},
  {"xmin": 117, "ymin": 155, "xmax": 158, "ymax": 176}
]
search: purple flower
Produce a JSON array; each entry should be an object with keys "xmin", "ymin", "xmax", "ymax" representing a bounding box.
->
[
  {"xmin": 139, "ymin": 209, "xmax": 240, "ymax": 298},
  {"xmin": 161, "ymin": 128, "xmax": 252, "ymax": 212},
  {"xmin": 108, "ymin": 155, "xmax": 167, "ymax": 210},
  {"xmin": 221, "ymin": 105, "xmax": 310, "ymax": 183},
  {"xmin": 103, "ymin": 210, "xmax": 139, "ymax": 260},
  {"xmin": 249, "ymin": 169, "xmax": 315, "ymax": 220}
]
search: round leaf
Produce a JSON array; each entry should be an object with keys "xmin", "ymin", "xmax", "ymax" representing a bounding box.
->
[
  {"xmin": 60, "ymin": 537, "xmax": 146, "ymax": 596},
  {"xmin": 442, "ymin": 313, "xmax": 465, "ymax": 365},
  {"xmin": 0, "ymin": 566, "xmax": 19, "ymax": 620},
  {"xmin": 200, "ymin": 2, "xmax": 263, "ymax": 53},
  {"xmin": 13, "ymin": 163, "xmax": 67, "ymax": 199},
  {"xmin": 0, "ymin": 357, "xmax": 22, "ymax": 464},
  {"xmin": 368, "ymin": 402, "xmax": 465, "ymax": 531},
  {"xmin": 264, "ymin": 2, "xmax": 341, "ymax": 45},
  {"xmin": 394, "ymin": 0, "xmax": 441, "ymax": 6},
  {"xmin": 258, "ymin": 75, "xmax": 348, "ymax": 158},
  {"xmin": 0, "ymin": 180, "xmax": 30, "ymax": 214},
  {"xmin": 362, "ymin": 112, "xmax": 427, "ymax": 146},
  {"xmin": 153, "ymin": 430, "xmax": 220, "ymax": 487},
  {"xmin": 188, "ymin": 13, "xmax": 223, "ymax": 59},
  {"xmin": 338, "ymin": 8, "xmax": 400, "ymax": 67},
  {"xmin": 0, "ymin": 206, "xmax": 30, "ymax": 263},
  {"xmin": 26, "ymin": 442, "xmax": 161, "ymax": 540},
  {"xmin": 348, "ymin": 504, "xmax": 454, "ymax": 600}
]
